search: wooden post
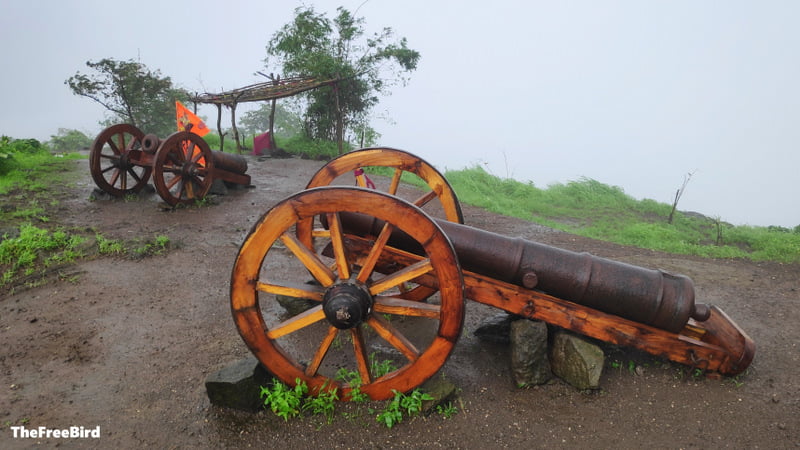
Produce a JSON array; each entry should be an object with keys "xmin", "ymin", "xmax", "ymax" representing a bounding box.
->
[
  {"xmin": 333, "ymin": 80, "xmax": 344, "ymax": 155},
  {"xmin": 230, "ymin": 101, "xmax": 241, "ymax": 154},
  {"xmin": 215, "ymin": 104, "xmax": 226, "ymax": 152},
  {"xmin": 268, "ymin": 74, "xmax": 280, "ymax": 155}
]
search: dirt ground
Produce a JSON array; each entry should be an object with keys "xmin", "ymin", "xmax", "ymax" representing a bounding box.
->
[{"xmin": 1, "ymin": 153, "xmax": 798, "ymax": 449}]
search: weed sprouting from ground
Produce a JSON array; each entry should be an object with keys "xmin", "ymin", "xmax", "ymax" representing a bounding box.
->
[{"xmin": 260, "ymin": 375, "xmax": 450, "ymax": 428}]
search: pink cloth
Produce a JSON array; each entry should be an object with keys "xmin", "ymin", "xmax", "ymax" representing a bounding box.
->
[{"xmin": 253, "ymin": 132, "xmax": 271, "ymax": 156}]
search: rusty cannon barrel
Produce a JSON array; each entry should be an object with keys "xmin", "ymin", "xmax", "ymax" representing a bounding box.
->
[
  {"xmin": 337, "ymin": 212, "xmax": 709, "ymax": 333},
  {"xmin": 210, "ymin": 150, "xmax": 248, "ymax": 175}
]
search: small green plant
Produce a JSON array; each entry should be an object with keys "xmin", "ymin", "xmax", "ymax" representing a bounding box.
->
[
  {"xmin": 376, "ymin": 391, "xmax": 404, "ymax": 428},
  {"xmin": 132, "ymin": 235, "xmax": 170, "ymax": 257},
  {"xmin": 375, "ymin": 389, "xmax": 433, "ymax": 428},
  {"xmin": 335, "ymin": 368, "xmax": 369, "ymax": 403},
  {"xmin": 436, "ymin": 401, "xmax": 458, "ymax": 419},
  {"xmin": 260, "ymin": 378, "xmax": 308, "ymax": 421},
  {"xmin": 303, "ymin": 383, "xmax": 339, "ymax": 424},
  {"xmin": 369, "ymin": 353, "xmax": 398, "ymax": 378},
  {"xmin": 96, "ymin": 234, "xmax": 124, "ymax": 255},
  {"xmin": 726, "ymin": 371, "xmax": 747, "ymax": 388}
]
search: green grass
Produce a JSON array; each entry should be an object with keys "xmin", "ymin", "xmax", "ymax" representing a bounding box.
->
[
  {"xmin": 0, "ymin": 224, "xmax": 86, "ymax": 285},
  {"xmin": 445, "ymin": 165, "xmax": 800, "ymax": 263},
  {"xmin": 0, "ymin": 136, "xmax": 176, "ymax": 292}
]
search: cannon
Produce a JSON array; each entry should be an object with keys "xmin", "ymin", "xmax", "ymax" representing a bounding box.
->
[
  {"xmin": 90, "ymin": 124, "xmax": 251, "ymax": 206},
  {"xmin": 230, "ymin": 148, "xmax": 755, "ymax": 401}
]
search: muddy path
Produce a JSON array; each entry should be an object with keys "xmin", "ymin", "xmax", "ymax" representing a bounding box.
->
[{"xmin": 1, "ymin": 154, "xmax": 798, "ymax": 448}]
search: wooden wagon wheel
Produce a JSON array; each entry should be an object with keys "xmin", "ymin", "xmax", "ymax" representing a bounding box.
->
[
  {"xmin": 305, "ymin": 147, "xmax": 463, "ymax": 223},
  {"xmin": 151, "ymin": 131, "xmax": 214, "ymax": 206},
  {"xmin": 89, "ymin": 124, "xmax": 151, "ymax": 196},
  {"xmin": 303, "ymin": 148, "xmax": 463, "ymax": 301},
  {"xmin": 231, "ymin": 187, "xmax": 464, "ymax": 401}
]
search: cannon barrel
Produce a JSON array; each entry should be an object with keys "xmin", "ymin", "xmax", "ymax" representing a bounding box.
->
[
  {"xmin": 210, "ymin": 150, "xmax": 248, "ymax": 175},
  {"xmin": 338, "ymin": 212, "xmax": 707, "ymax": 333}
]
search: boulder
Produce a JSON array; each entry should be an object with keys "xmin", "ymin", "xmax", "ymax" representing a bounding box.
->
[
  {"xmin": 205, "ymin": 356, "xmax": 274, "ymax": 412},
  {"xmin": 549, "ymin": 331, "xmax": 604, "ymax": 390},
  {"xmin": 473, "ymin": 312, "xmax": 516, "ymax": 344},
  {"xmin": 419, "ymin": 376, "xmax": 458, "ymax": 415},
  {"xmin": 510, "ymin": 319, "xmax": 552, "ymax": 387}
]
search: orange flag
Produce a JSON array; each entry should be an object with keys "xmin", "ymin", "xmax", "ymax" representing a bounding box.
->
[{"xmin": 175, "ymin": 101, "xmax": 210, "ymax": 137}]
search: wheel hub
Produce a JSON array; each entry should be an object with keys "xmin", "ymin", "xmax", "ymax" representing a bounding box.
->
[{"xmin": 322, "ymin": 282, "xmax": 373, "ymax": 329}]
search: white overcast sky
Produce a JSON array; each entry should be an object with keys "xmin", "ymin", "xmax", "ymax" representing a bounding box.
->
[{"xmin": 1, "ymin": 0, "xmax": 798, "ymax": 227}]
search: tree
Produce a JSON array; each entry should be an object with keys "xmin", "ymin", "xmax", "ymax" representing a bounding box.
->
[
  {"xmin": 239, "ymin": 102, "xmax": 303, "ymax": 139},
  {"xmin": 668, "ymin": 171, "xmax": 696, "ymax": 224},
  {"xmin": 48, "ymin": 128, "xmax": 93, "ymax": 153},
  {"xmin": 66, "ymin": 58, "xmax": 188, "ymax": 136},
  {"xmin": 265, "ymin": 6, "xmax": 420, "ymax": 152}
]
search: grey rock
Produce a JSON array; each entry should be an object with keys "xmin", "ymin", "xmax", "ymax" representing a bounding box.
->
[
  {"xmin": 209, "ymin": 178, "xmax": 228, "ymax": 196},
  {"xmin": 419, "ymin": 376, "xmax": 458, "ymax": 415},
  {"xmin": 549, "ymin": 331, "xmax": 604, "ymax": 390},
  {"xmin": 205, "ymin": 356, "xmax": 274, "ymax": 412},
  {"xmin": 276, "ymin": 294, "xmax": 317, "ymax": 316},
  {"xmin": 510, "ymin": 319, "xmax": 552, "ymax": 387},
  {"xmin": 473, "ymin": 312, "xmax": 516, "ymax": 344}
]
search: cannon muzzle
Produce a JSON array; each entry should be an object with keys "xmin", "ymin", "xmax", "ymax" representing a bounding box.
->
[{"xmin": 338, "ymin": 212, "xmax": 707, "ymax": 333}]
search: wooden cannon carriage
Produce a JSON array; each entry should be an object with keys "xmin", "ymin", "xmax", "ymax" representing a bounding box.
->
[
  {"xmin": 90, "ymin": 124, "xmax": 251, "ymax": 206},
  {"xmin": 230, "ymin": 149, "xmax": 755, "ymax": 401}
]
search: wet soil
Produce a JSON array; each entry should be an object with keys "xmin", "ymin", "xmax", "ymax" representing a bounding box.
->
[{"xmin": 1, "ymin": 154, "xmax": 798, "ymax": 449}]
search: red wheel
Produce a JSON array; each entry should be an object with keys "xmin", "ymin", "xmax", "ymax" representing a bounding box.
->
[
  {"xmin": 152, "ymin": 131, "xmax": 214, "ymax": 206},
  {"xmin": 89, "ymin": 124, "xmax": 151, "ymax": 196},
  {"xmin": 231, "ymin": 187, "xmax": 464, "ymax": 400}
]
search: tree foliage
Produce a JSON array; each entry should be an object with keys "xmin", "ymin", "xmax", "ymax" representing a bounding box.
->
[
  {"xmin": 238, "ymin": 103, "xmax": 303, "ymax": 138},
  {"xmin": 265, "ymin": 6, "xmax": 420, "ymax": 143},
  {"xmin": 48, "ymin": 128, "xmax": 93, "ymax": 153},
  {"xmin": 65, "ymin": 58, "xmax": 188, "ymax": 136}
]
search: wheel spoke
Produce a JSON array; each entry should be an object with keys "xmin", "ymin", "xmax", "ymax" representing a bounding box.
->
[
  {"xmin": 373, "ymin": 296, "xmax": 441, "ymax": 319},
  {"xmin": 280, "ymin": 232, "xmax": 336, "ymax": 287},
  {"xmin": 356, "ymin": 221, "xmax": 394, "ymax": 284},
  {"xmin": 108, "ymin": 168, "xmax": 121, "ymax": 187},
  {"xmin": 256, "ymin": 281, "xmax": 324, "ymax": 301},
  {"xmin": 326, "ymin": 213, "xmax": 350, "ymax": 280},
  {"xmin": 351, "ymin": 327, "xmax": 371, "ymax": 384},
  {"xmin": 115, "ymin": 134, "xmax": 126, "ymax": 153},
  {"xmin": 388, "ymin": 168, "xmax": 402, "ymax": 195},
  {"xmin": 108, "ymin": 137, "xmax": 120, "ymax": 155},
  {"xmin": 120, "ymin": 170, "xmax": 127, "ymax": 190},
  {"xmin": 412, "ymin": 189, "xmax": 438, "ymax": 208},
  {"xmin": 127, "ymin": 167, "xmax": 142, "ymax": 183},
  {"xmin": 266, "ymin": 305, "xmax": 325, "ymax": 339},
  {"xmin": 368, "ymin": 259, "xmax": 434, "ymax": 296},
  {"xmin": 305, "ymin": 326, "xmax": 339, "ymax": 377},
  {"xmin": 166, "ymin": 174, "xmax": 181, "ymax": 190},
  {"xmin": 366, "ymin": 314, "xmax": 420, "ymax": 362},
  {"xmin": 184, "ymin": 178, "xmax": 195, "ymax": 199},
  {"xmin": 189, "ymin": 145, "xmax": 203, "ymax": 164}
]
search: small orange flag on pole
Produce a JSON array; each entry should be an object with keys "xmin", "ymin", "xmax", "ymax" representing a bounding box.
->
[{"xmin": 176, "ymin": 101, "xmax": 210, "ymax": 137}]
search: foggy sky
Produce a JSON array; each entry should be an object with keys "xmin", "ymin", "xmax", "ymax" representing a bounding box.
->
[{"xmin": 1, "ymin": 0, "xmax": 798, "ymax": 227}]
